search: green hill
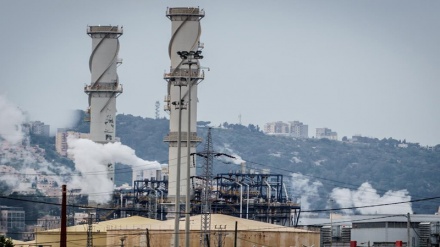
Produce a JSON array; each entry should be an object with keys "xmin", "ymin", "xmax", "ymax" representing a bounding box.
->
[{"xmin": 111, "ymin": 114, "xmax": 440, "ymax": 214}]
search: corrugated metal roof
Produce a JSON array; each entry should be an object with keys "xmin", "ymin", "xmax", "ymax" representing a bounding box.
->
[
  {"xmin": 46, "ymin": 215, "xmax": 162, "ymax": 232},
  {"xmin": 151, "ymin": 214, "xmax": 310, "ymax": 232},
  {"xmin": 45, "ymin": 214, "xmax": 310, "ymax": 233},
  {"xmin": 298, "ymin": 214, "xmax": 440, "ymax": 226}
]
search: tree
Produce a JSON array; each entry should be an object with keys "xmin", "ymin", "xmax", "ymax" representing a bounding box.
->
[
  {"xmin": 0, "ymin": 235, "xmax": 14, "ymax": 247},
  {"xmin": 197, "ymin": 121, "xmax": 211, "ymax": 127}
]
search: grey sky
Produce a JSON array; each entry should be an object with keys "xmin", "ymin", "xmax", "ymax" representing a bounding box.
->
[{"xmin": 1, "ymin": 1, "xmax": 439, "ymax": 146}]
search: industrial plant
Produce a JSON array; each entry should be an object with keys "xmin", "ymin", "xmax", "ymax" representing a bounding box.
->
[
  {"xmin": 27, "ymin": 7, "xmax": 312, "ymax": 246},
  {"xmin": 50, "ymin": 6, "xmax": 307, "ymax": 247},
  {"xmin": 14, "ymin": 6, "xmax": 439, "ymax": 247},
  {"xmin": 123, "ymin": 7, "xmax": 300, "ymax": 228}
]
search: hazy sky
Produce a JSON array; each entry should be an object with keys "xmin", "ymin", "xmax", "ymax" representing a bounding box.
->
[{"xmin": 1, "ymin": 1, "xmax": 439, "ymax": 146}]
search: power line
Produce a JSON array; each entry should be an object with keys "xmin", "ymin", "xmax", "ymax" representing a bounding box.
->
[
  {"xmin": 242, "ymin": 158, "xmax": 440, "ymax": 204},
  {"xmin": 302, "ymin": 196, "xmax": 440, "ymax": 213},
  {"xmin": 1, "ymin": 194, "xmax": 439, "ymax": 216}
]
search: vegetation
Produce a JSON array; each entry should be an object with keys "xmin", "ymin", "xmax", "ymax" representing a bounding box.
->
[
  {"xmin": 0, "ymin": 236, "xmax": 14, "ymax": 247},
  {"xmin": 29, "ymin": 112, "xmax": 440, "ymax": 214},
  {"xmin": 111, "ymin": 115, "xmax": 440, "ymax": 214},
  {"xmin": 0, "ymin": 192, "xmax": 60, "ymax": 225},
  {"xmin": 29, "ymin": 133, "xmax": 75, "ymax": 171}
]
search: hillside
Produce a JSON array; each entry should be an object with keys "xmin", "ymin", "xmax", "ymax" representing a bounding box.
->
[{"xmin": 110, "ymin": 114, "xmax": 440, "ymax": 214}]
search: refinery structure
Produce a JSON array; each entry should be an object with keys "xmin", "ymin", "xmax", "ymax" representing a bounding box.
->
[
  {"xmin": 77, "ymin": 6, "xmax": 302, "ymax": 247},
  {"xmin": 84, "ymin": 5, "xmax": 301, "ymax": 228}
]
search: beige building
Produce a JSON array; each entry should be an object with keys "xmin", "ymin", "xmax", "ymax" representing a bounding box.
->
[
  {"xmin": 55, "ymin": 130, "xmax": 90, "ymax": 157},
  {"xmin": 289, "ymin": 121, "xmax": 309, "ymax": 138},
  {"xmin": 316, "ymin": 128, "xmax": 338, "ymax": 140},
  {"xmin": 264, "ymin": 121, "xmax": 290, "ymax": 135},
  {"xmin": 27, "ymin": 214, "xmax": 319, "ymax": 247},
  {"xmin": 0, "ymin": 206, "xmax": 26, "ymax": 239},
  {"xmin": 30, "ymin": 121, "xmax": 50, "ymax": 137},
  {"xmin": 265, "ymin": 121, "xmax": 309, "ymax": 138}
]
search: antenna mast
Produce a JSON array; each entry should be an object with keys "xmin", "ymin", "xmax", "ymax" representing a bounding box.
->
[{"xmin": 155, "ymin": 101, "xmax": 160, "ymax": 119}]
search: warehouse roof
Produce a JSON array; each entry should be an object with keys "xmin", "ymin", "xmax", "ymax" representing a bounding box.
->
[
  {"xmin": 46, "ymin": 215, "xmax": 162, "ymax": 232},
  {"xmin": 12, "ymin": 239, "xmax": 35, "ymax": 247},
  {"xmin": 156, "ymin": 214, "xmax": 310, "ymax": 232},
  {"xmin": 45, "ymin": 214, "xmax": 311, "ymax": 233}
]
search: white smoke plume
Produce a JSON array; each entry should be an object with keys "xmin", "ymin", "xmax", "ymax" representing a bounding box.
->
[
  {"xmin": 0, "ymin": 95, "xmax": 25, "ymax": 145},
  {"xmin": 0, "ymin": 96, "xmax": 67, "ymax": 194},
  {"xmin": 291, "ymin": 173, "xmax": 323, "ymax": 212},
  {"xmin": 67, "ymin": 136, "xmax": 162, "ymax": 203},
  {"xmin": 0, "ymin": 165, "xmax": 22, "ymax": 189},
  {"xmin": 218, "ymin": 144, "xmax": 245, "ymax": 165},
  {"xmin": 330, "ymin": 182, "xmax": 413, "ymax": 214}
]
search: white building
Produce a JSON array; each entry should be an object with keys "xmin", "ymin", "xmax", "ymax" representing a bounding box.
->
[
  {"xmin": 306, "ymin": 214, "xmax": 440, "ymax": 247},
  {"xmin": 289, "ymin": 121, "xmax": 308, "ymax": 138},
  {"xmin": 132, "ymin": 167, "xmax": 165, "ymax": 186},
  {"xmin": 264, "ymin": 121, "xmax": 309, "ymax": 138},
  {"xmin": 37, "ymin": 215, "xmax": 61, "ymax": 230},
  {"xmin": 30, "ymin": 121, "xmax": 50, "ymax": 137},
  {"xmin": 0, "ymin": 206, "xmax": 25, "ymax": 238},
  {"xmin": 316, "ymin": 127, "xmax": 338, "ymax": 140},
  {"xmin": 55, "ymin": 129, "xmax": 90, "ymax": 157},
  {"xmin": 351, "ymin": 214, "xmax": 440, "ymax": 247}
]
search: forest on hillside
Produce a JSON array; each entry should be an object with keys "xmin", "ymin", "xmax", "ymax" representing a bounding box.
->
[
  {"xmin": 100, "ymin": 114, "xmax": 439, "ymax": 214},
  {"xmin": 59, "ymin": 113, "xmax": 440, "ymax": 214}
]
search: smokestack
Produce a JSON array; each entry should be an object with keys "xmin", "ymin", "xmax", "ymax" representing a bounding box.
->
[
  {"xmin": 241, "ymin": 162, "xmax": 247, "ymax": 174},
  {"xmin": 163, "ymin": 8, "xmax": 205, "ymax": 203},
  {"xmin": 84, "ymin": 25, "xmax": 123, "ymax": 185}
]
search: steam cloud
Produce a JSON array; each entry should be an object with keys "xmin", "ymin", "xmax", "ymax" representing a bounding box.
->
[
  {"xmin": 0, "ymin": 96, "xmax": 68, "ymax": 194},
  {"xmin": 330, "ymin": 182, "xmax": 413, "ymax": 214},
  {"xmin": 67, "ymin": 136, "xmax": 162, "ymax": 203},
  {"xmin": 290, "ymin": 173, "xmax": 323, "ymax": 212},
  {"xmin": 0, "ymin": 95, "xmax": 25, "ymax": 144},
  {"xmin": 219, "ymin": 144, "xmax": 245, "ymax": 165}
]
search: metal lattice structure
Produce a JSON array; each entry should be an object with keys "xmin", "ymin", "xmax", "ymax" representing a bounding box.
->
[
  {"xmin": 86, "ymin": 213, "xmax": 94, "ymax": 247},
  {"xmin": 133, "ymin": 179, "xmax": 168, "ymax": 220},
  {"xmin": 200, "ymin": 128, "xmax": 214, "ymax": 246},
  {"xmin": 213, "ymin": 173, "xmax": 301, "ymax": 226},
  {"xmin": 193, "ymin": 128, "xmax": 236, "ymax": 247}
]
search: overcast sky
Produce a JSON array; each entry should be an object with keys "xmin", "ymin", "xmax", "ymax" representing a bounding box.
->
[{"xmin": 1, "ymin": 1, "xmax": 439, "ymax": 146}]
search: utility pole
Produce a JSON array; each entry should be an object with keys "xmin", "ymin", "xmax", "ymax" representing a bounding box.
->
[
  {"xmin": 146, "ymin": 228, "xmax": 151, "ymax": 247},
  {"xmin": 178, "ymin": 50, "xmax": 204, "ymax": 247},
  {"xmin": 195, "ymin": 129, "xmax": 235, "ymax": 247},
  {"xmin": 120, "ymin": 236, "xmax": 126, "ymax": 247},
  {"xmin": 329, "ymin": 199, "xmax": 333, "ymax": 247},
  {"xmin": 234, "ymin": 221, "xmax": 238, "ymax": 247},
  {"xmin": 215, "ymin": 225, "xmax": 227, "ymax": 247},
  {"xmin": 200, "ymin": 128, "xmax": 214, "ymax": 247},
  {"xmin": 87, "ymin": 213, "xmax": 94, "ymax": 247},
  {"xmin": 173, "ymin": 82, "xmax": 184, "ymax": 247},
  {"xmin": 407, "ymin": 213, "xmax": 411, "ymax": 247},
  {"xmin": 60, "ymin": 185, "xmax": 67, "ymax": 247}
]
